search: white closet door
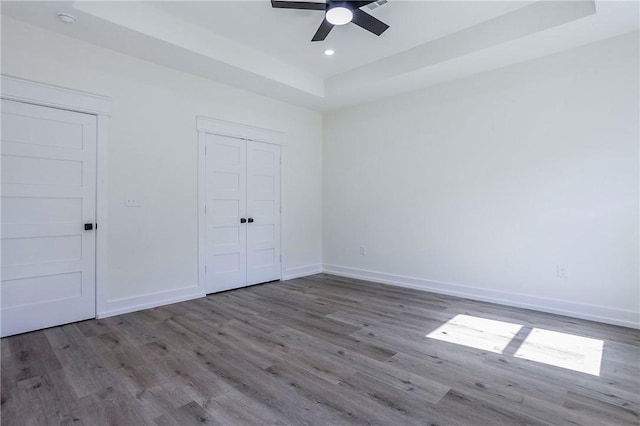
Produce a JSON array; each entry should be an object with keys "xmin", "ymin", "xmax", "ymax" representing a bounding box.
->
[
  {"xmin": 1, "ymin": 99, "xmax": 97, "ymax": 337},
  {"xmin": 246, "ymin": 141, "xmax": 281, "ymax": 285},
  {"xmin": 205, "ymin": 134, "xmax": 247, "ymax": 292}
]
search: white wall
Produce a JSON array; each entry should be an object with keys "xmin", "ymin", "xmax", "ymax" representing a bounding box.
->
[
  {"xmin": 2, "ymin": 16, "xmax": 638, "ymax": 328},
  {"xmin": 1, "ymin": 17, "xmax": 323, "ymax": 314},
  {"xmin": 323, "ymin": 32, "xmax": 639, "ymax": 328}
]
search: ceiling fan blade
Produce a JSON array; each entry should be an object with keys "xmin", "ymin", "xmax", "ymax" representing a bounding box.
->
[
  {"xmin": 311, "ymin": 18, "xmax": 334, "ymax": 41},
  {"xmin": 271, "ymin": 1, "xmax": 326, "ymax": 10},
  {"xmin": 348, "ymin": 1, "xmax": 377, "ymax": 8},
  {"xmin": 351, "ymin": 8, "xmax": 389, "ymax": 36}
]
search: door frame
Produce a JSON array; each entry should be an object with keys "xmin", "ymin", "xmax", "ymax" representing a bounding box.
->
[
  {"xmin": 196, "ymin": 116, "xmax": 285, "ymax": 294},
  {"xmin": 1, "ymin": 75, "xmax": 112, "ymax": 317}
]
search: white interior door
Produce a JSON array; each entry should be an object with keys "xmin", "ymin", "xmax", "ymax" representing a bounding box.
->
[
  {"xmin": 246, "ymin": 141, "xmax": 281, "ymax": 285},
  {"xmin": 1, "ymin": 99, "xmax": 97, "ymax": 337},
  {"xmin": 204, "ymin": 134, "xmax": 281, "ymax": 293},
  {"xmin": 205, "ymin": 134, "xmax": 247, "ymax": 292}
]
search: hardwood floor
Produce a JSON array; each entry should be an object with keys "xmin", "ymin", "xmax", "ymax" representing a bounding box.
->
[{"xmin": 2, "ymin": 273, "xmax": 639, "ymax": 425}]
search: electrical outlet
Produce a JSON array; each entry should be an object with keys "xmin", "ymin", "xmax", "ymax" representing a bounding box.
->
[
  {"xmin": 557, "ymin": 264, "xmax": 568, "ymax": 278},
  {"xmin": 125, "ymin": 197, "xmax": 142, "ymax": 207},
  {"xmin": 360, "ymin": 246, "xmax": 367, "ymax": 256}
]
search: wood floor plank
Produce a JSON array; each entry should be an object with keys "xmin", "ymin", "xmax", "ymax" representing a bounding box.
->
[
  {"xmin": 15, "ymin": 370, "xmax": 88, "ymax": 426},
  {"xmin": 264, "ymin": 361, "xmax": 420, "ymax": 425},
  {"xmin": 263, "ymin": 310, "xmax": 397, "ymax": 362},
  {"xmin": 154, "ymin": 400, "xmax": 222, "ymax": 426},
  {"xmin": 0, "ymin": 378, "xmax": 18, "ymax": 426},
  {"xmin": 563, "ymin": 390, "xmax": 640, "ymax": 426},
  {"xmin": 102, "ymin": 313, "xmax": 161, "ymax": 345},
  {"xmin": 44, "ymin": 325, "xmax": 120, "ymax": 399},
  {"xmin": 389, "ymin": 350, "xmax": 568, "ymax": 407},
  {"xmin": 126, "ymin": 379, "xmax": 195, "ymax": 420},
  {"xmin": 78, "ymin": 386, "xmax": 154, "ymax": 425},
  {"xmin": 2, "ymin": 331, "xmax": 62, "ymax": 384},
  {"xmin": 437, "ymin": 389, "xmax": 548, "ymax": 426},
  {"xmin": 336, "ymin": 371, "xmax": 452, "ymax": 426},
  {"xmin": 196, "ymin": 349, "xmax": 353, "ymax": 425},
  {"xmin": 201, "ymin": 388, "xmax": 284, "ymax": 425},
  {"xmin": 1, "ymin": 273, "xmax": 638, "ymax": 425},
  {"xmin": 75, "ymin": 318, "xmax": 111, "ymax": 338},
  {"xmin": 150, "ymin": 355, "xmax": 229, "ymax": 407}
]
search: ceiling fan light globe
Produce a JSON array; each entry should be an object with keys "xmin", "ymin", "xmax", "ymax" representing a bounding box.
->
[{"xmin": 326, "ymin": 6, "xmax": 353, "ymax": 25}]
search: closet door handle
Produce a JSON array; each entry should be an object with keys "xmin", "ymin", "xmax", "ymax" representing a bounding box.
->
[
  {"xmin": 247, "ymin": 218, "xmax": 254, "ymax": 223},
  {"xmin": 240, "ymin": 218, "xmax": 247, "ymax": 223}
]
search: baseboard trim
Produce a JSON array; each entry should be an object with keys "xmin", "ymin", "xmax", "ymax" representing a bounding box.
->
[
  {"xmin": 323, "ymin": 264, "xmax": 639, "ymax": 329},
  {"xmin": 282, "ymin": 264, "xmax": 324, "ymax": 281},
  {"xmin": 97, "ymin": 286, "xmax": 205, "ymax": 319}
]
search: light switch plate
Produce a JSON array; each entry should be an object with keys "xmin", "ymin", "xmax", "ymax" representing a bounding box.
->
[{"xmin": 125, "ymin": 197, "xmax": 142, "ymax": 207}]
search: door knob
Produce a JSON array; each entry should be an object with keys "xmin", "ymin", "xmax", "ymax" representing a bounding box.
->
[
  {"xmin": 248, "ymin": 218, "xmax": 254, "ymax": 223},
  {"xmin": 240, "ymin": 218, "xmax": 247, "ymax": 223}
]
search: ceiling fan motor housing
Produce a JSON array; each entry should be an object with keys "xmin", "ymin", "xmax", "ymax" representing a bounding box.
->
[
  {"xmin": 271, "ymin": 0, "xmax": 390, "ymax": 41},
  {"xmin": 326, "ymin": 2, "xmax": 354, "ymax": 26}
]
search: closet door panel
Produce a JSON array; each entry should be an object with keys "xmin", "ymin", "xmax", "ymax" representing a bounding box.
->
[
  {"xmin": 246, "ymin": 141, "xmax": 281, "ymax": 285},
  {"xmin": 205, "ymin": 134, "xmax": 247, "ymax": 292}
]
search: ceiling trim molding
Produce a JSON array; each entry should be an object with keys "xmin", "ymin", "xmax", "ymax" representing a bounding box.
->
[
  {"xmin": 2, "ymin": 0, "xmax": 637, "ymax": 111},
  {"xmin": 326, "ymin": 0, "xmax": 597, "ymax": 96}
]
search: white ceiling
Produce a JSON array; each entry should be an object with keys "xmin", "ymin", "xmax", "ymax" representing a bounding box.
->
[
  {"xmin": 2, "ymin": 1, "xmax": 638, "ymax": 111},
  {"xmin": 150, "ymin": 1, "xmax": 533, "ymax": 77}
]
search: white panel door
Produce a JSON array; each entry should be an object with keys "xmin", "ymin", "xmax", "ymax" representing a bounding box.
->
[
  {"xmin": 246, "ymin": 141, "xmax": 281, "ymax": 285},
  {"xmin": 205, "ymin": 134, "xmax": 247, "ymax": 292},
  {"xmin": 1, "ymin": 99, "xmax": 97, "ymax": 337}
]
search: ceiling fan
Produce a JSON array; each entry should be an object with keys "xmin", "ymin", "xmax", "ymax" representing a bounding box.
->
[{"xmin": 271, "ymin": 1, "xmax": 390, "ymax": 42}]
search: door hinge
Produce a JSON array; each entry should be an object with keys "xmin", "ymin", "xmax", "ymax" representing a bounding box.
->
[
  {"xmin": 204, "ymin": 205, "xmax": 207, "ymax": 214},
  {"xmin": 205, "ymin": 145, "xmax": 207, "ymax": 155}
]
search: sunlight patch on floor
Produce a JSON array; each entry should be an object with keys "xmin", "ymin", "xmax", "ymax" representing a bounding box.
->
[
  {"xmin": 426, "ymin": 314, "xmax": 523, "ymax": 354},
  {"xmin": 513, "ymin": 328, "xmax": 604, "ymax": 376}
]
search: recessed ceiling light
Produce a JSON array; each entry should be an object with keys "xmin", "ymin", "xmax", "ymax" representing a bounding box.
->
[
  {"xmin": 324, "ymin": 49, "xmax": 335, "ymax": 56},
  {"xmin": 326, "ymin": 6, "xmax": 353, "ymax": 26},
  {"xmin": 57, "ymin": 13, "xmax": 77, "ymax": 25}
]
